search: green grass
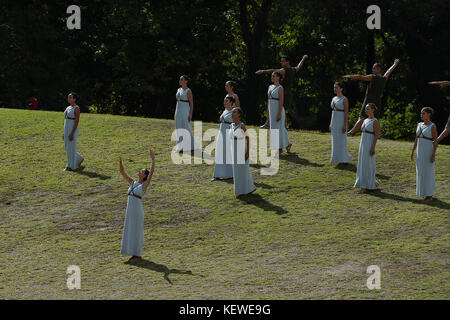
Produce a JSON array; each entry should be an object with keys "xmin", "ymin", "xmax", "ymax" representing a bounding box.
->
[{"xmin": 0, "ymin": 108, "xmax": 448, "ymax": 299}]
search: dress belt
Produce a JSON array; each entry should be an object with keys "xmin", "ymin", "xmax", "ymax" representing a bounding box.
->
[
  {"xmin": 128, "ymin": 193, "xmax": 142, "ymax": 199},
  {"xmin": 418, "ymin": 135, "xmax": 434, "ymax": 141},
  {"xmin": 223, "ymin": 121, "xmax": 233, "ymax": 124},
  {"xmin": 332, "ymin": 108, "xmax": 344, "ymax": 112},
  {"xmin": 65, "ymin": 117, "xmax": 76, "ymax": 120},
  {"xmin": 177, "ymin": 99, "xmax": 189, "ymax": 102},
  {"xmin": 269, "ymin": 98, "xmax": 280, "ymax": 100},
  {"xmin": 362, "ymin": 129, "xmax": 375, "ymax": 135}
]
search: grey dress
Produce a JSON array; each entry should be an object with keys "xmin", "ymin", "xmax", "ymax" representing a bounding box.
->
[
  {"xmin": 63, "ymin": 105, "xmax": 84, "ymax": 169},
  {"xmin": 174, "ymin": 87, "xmax": 200, "ymax": 152},
  {"xmin": 213, "ymin": 108, "xmax": 234, "ymax": 178},
  {"xmin": 229, "ymin": 123, "xmax": 256, "ymax": 195},
  {"xmin": 415, "ymin": 122, "xmax": 435, "ymax": 197},
  {"xmin": 354, "ymin": 118, "xmax": 379, "ymax": 190},
  {"xmin": 268, "ymin": 85, "xmax": 290, "ymax": 150},
  {"xmin": 330, "ymin": 96, "xmax": 351, "ymax": 163},
  {"xmin": 121, "ymin": 181, "xmax": 145, "ymax": 256}
]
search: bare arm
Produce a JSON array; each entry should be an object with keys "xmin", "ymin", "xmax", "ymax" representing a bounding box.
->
[
  {"xmin": 431, "ymin": 125, "xmax": 438, "ymax": 163},
  {"xmin": 437, "ymin": 125, "xmax": 450, "ymax": 144},
  {"xmin": 370, "ymin": 120, "xmax": 380, "ymax": 155},
  {"xmin": 343, "ymin": 74, "xmax": 373, "ymax": 82},
  {"xmin": 428, "ymin": 81, "xmax": 450, "ymax": 86},
  {"xmin": 234, "ymin": 94, "xmax": 240, "ymax": 108},
  {"xmin": 242, "ymin": 124, "xmax": 249, "ymax": 160},
  {"xmin": 119, "ymin": 157, "xmax": 133, "ymax": 184},
  {"xmin": 384, "ymin": 58, "xmax": 400, "ymax": 79},
  {"xmin": 411, "ymin": 137, "xmax": 418, "ymax": 160},
  {"xmin": 69, "ymin": 107, "xmax": 80, "ymax": 140},
  {"xmin": 343, "ymin": 97, "xmax": 349, "ymax": 133},
  {"xmin": 142, "ymin": 150, "xmax": 156, "ymax": 193},
  {"xmin": 278, "ymin": 87, "xmax": 284, "ymax": 121},
  {"xmin": 187, "ymin": 89, "xmax": 194, "ymax": 121},
  {"xmin": 294, "ymin": 55, "xmax": 308, "ymax": 72}
]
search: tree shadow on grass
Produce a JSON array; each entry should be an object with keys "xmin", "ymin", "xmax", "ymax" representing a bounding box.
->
[
  {"xmin": 335, "ymin": 163, "xmax": 391, "ymax": 180},
  {"xmin": 238, "ymin": 193, "xmax": 288, "ymax": 215},
  {"xmin": 280, "ymin": 152, "xmax": 324, "ymax": 167},
  {"xmin": 127, "ymin": 259, "xmax": 204, "ymax": 284},
  {"xmin": 73, "ymin": 166, "xmax": 111, "ymax": 180},
  {"xmin": 366, "ymin": 189, "xmax": 450, "ymax": 209}
]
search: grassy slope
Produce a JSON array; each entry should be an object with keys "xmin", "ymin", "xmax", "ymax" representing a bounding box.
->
[{"xmin": 0, "ymin": 108, "xmax": 448, "ymax": 299}]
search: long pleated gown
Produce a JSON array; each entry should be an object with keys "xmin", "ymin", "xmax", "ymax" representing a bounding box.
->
[
  {"xmin": 415, "ymin": 122, "xmax": 435, "ymax": 197},
  {"xmin": 121, "ymin": 181, "xmax": 145, "ymax": 256},
  {"xmin": 230, "ymin": 123, "xmax": 256, "ymax": 195},
  {"xmin": 330, "ymin": 96, "xmax": 351, "ymax": 163},
  {"xmin": 268, "ymin": 85, "xmax": 290, "ymax": 150},
  {"xmin": 174, "ymin": 87, "xmax": 200, "ymax": 152},
  {"xmin": 213, "ymin": 108, "xmax": 234, "ymax": 178},
  {"xmin": 354, "ymin": 118, "xmax": 379, "ymax": 190},
  {"xmin": 64, "ymin": 105, "xmax": 84, "ymax": 169}
]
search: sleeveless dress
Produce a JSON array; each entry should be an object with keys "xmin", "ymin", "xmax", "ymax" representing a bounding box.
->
[
  {"xmin": 174, "ymin": 87, "xmax": 200, "ymax": 152},
  {"xmin": 63, "ymin": 105, "xmax": 84, "ymax": 169},
  {"xmin": 416, "ymin": 122, "xmax": 435, "ymax": 197},
  {"xmin": 268, "ymin": 85, "xmax": 290, "ymax": 150},
  {"xmin": 213, "ymin": 108, "xmax": 234, "ymax": 178},
  {"xmin": 354, "ymin": 118, "xmax": 379, "ymax": 189},
  {"xmin": 330, "ymin": 96, "xmax": 351, "ymax": 163},
  {"xmin": 121, "ymin": 181, "xmax": 145, "ymax": 256},
  {"xmin": 229, "ymin": 123, "xmax": 256, "ymax": 195}
]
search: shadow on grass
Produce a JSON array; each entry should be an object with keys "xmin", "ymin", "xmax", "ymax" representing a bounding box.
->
[
  {"xmin": 366, "ymin": 190, "xmax": 450, "ymax": 209},
  {"xmin": 335, "ymin": 163, "xmax": 391, "ymax": 180},
  {"xmin": 238, "ymin": 193, "xmax": 288, "ymax": 215},
  {"xmin": 280, "ymin": 152, "xmax": 324, "ymax": 167},
  {"xmin": 128, "ymin": 259, "xmax": 204, "ymax": 284},
  {"xmin": 74, "ymin": 166, "xmax": 111, "ymax": 180}
]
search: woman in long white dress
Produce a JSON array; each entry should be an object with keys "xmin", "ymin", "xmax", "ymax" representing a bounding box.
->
[
  {"xmin": 268, "ymin": 71, "xmax": 292, "ymax": 154},
  {"xmin": 354, "ymin": 103, "xmax": 380, "ymax": 193},
  {"xmin": 119, "ymin": 150, "xmax": 155, "ymax": 264},
  {"xmin": 211, "ymin": 96, "xmax": 234, "ymax": 181},
  {"xmin": 174, "ymin": 75, "xmax": 201, "ymax": 152},
  {"xmin": 329, "ymin": 82, "xmax": 351, "ymax": 166},
  {"xmin": 410, "ymin": 107, "xmax": 438, "ymax": 202},
  {"xmin": 230, "ymin": 107, "xmax": 256, "ymax": 197},
  {"xmin": 63, "ymin": 92, "xmax": 84, "ymax": 171}
]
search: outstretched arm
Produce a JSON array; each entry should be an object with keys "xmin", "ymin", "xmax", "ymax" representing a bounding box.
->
[
  {"xmin": 343, "ymin": 74, "xmax": 373, "ymax": 82},
  {"xmin": 119, "ymin": 157, "xmax": 133, "ymax": 184},
  {"xmin": 142, "ymin": 150, "xmax": 156, "ymax": 193},
  {"xmin": 294, "ymin": 55, "xmax": 308, "ymax": 72},
  {"xmin": 437, "ymin": 124, "xmax": 450, "ymax": 144},
  {"xmin": 429, "ymin": 81, "xmax": 450, "ymax": 86},
  {"xmin": 384, "ymin": 58, "xmax": 400, "ymax": 79}
]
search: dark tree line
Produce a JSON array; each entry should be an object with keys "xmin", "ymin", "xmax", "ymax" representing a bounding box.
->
[{"xmin": 1, "ymin": 0, "xmax": 449, "ymax": 142}]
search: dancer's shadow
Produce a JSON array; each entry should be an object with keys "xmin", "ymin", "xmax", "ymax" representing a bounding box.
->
[
  {"xmin": 128, "ymin": 259, "xmax": 203, "ymax": 284},
  {"xmin": 74, "ymin": 166, "xmax": 111, "ymax": 180},
  {"xmin": 367, "ymin": 190, "xmax": 450, "ymax": 209},
  {"xmin": 238, "ymin": 193, "xmax": 288, "ymax": 215},
  {"xmin": 280, "ymin": 153, "xmax": 324, "ymax": 167},
  {"xmin": 335, "ymin": 163, "xmax": 391, "ymax": 180}
]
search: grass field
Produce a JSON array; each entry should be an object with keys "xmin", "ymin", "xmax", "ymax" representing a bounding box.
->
[{"xmin": 0, "ymin": 108, "xmax": 449, "ymax": 299}]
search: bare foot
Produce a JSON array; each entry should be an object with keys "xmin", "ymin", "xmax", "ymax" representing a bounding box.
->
[
  {"xmin": 286, "ymin": 143, "xmax": 292, "ymax": 153},
  {"xmin": 127, "ymin": 256, "xmax": 142, "ymax": 263},
  {"xmin": 357, "ymin": 189, "xmax": 368, "ymax": 194},
  {"xmin": 423, "ymin": 197, "xmax": 433, "ymax": 203},
  {"xmin": 64, "ymin": 167, "xmax": 73, "ymax": 171},
  {"xmin": 260, "ymin": 122, "xmax": 269, "ymax": 129},
  {"xmin": 211, "ymin": 178, "xmax": 218, "ymax": 182}
]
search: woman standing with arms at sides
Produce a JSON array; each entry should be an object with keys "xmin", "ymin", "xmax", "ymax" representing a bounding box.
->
[
  {"xmin": 268, "ymin": 71, "xmax": 292, "ymax": 155},
  {"xmin": 329, "ymin": 82, "xmax": 351, "ymax": 166},
  {"xmin": 411, "ymin": 108, "xmax": 438, "ymax": 202},
  {"xmin": 63, "ymin": 92, "xmax": 84, "ymax": 171},
  {"xmin": 119, "ymin": 150, "xmax": 156, "ymax": 264},
  {"xmin": 354, "ymin": 103, "xmax": 380, "ymax": 193},
  {"xmin": 211, "ymin": 96, "xmax": 234, "ymax": 181},
  {"xmin": 174, "ymin": 75, "xmax": 200, "ymax": 152},
  {"xmin": 229, "ymin": 107, "xmax": 256, "ymax": 198},
  {"xmin": 225, "ymin": 81, "xmax": 240, "ymax": 108}
]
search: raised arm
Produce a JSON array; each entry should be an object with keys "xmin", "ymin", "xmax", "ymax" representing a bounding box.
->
[
  {"xmin": 294, "ymin": 55, "xmax": 308, "ymax": 72},
  {"xmin": 119, "ymin": 157, "xmax": 133, "ymax": 184},
  {"xmin": 342, "ymin": 74, "xmax": 373, "ymax": 82},
  {"xmin": 142, "ymin": 150, "xmax": 156, "ymax": 193},
  {"xmin": 255, "ymin": 68, "xmax": 278, "ymax": 75},
  {"xmin": 384, "ymin": 58, "xmax": 400, "ymax": 79},
  {"xmin": 429, "ymin": 81, "xmax": 450, "ymax": 86}
]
